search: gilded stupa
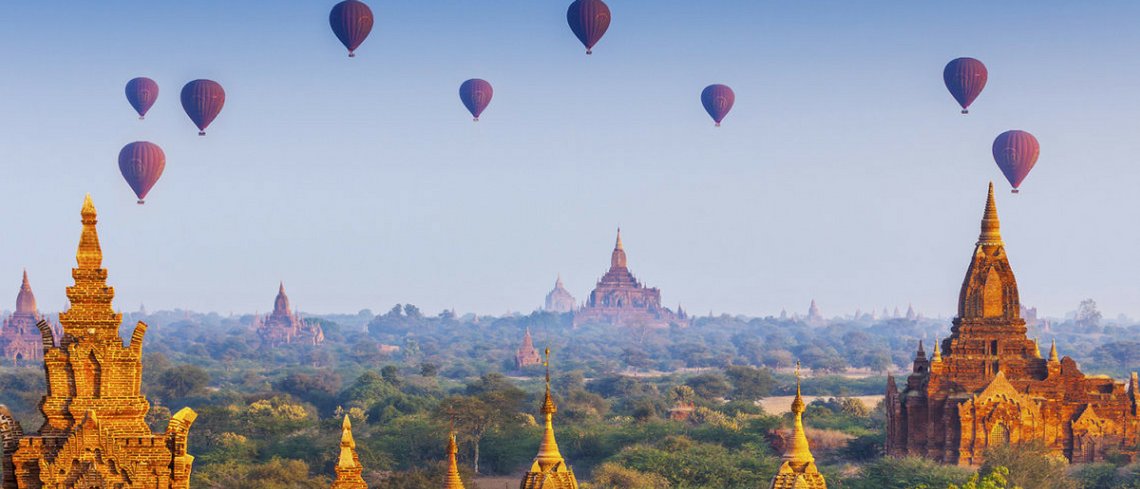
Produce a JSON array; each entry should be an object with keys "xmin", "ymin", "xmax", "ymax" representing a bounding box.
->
[
  {"xmin": 0, "ymin": 195, "xmax": 196, "ymax": 489},
  {"xmin": 770, "ymin": 362, "xmax": 827, "ymax": 489},
  {"xmin": 443, "ymin": 432, "xmax": 465, "ymax": 489},
  {"xmin": 331, "ymin": 416, "xmax": 368, "ymax": 489},
  {"xmin": 519, "ymin": 348, "xmax": 578, "ymax": 489}
]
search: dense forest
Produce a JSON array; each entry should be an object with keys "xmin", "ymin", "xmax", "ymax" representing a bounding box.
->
[{"xmin": 2, "ymin": 304, "xmax": 1140, "ymax": 488}]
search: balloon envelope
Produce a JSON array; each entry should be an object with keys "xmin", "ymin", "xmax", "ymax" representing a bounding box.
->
[
  {"xmin": 992, "ymin": 130, "xmax": 1039, "ymax": 192},
  {"xmin": 125, "ymin": 77, "xmax": 159, "ymax": 119},
  {"xmin": 118, "ymin": 141, "xmax": 166, "ymax": 204},
  {"xmin": 459, "ymin": 79, "xmax": 494, "ymax": 121},
  {"xmin": 701, "ymin": 84, "xmax": 735, "ymax": 126},
  {"xmin": 943, "ymin": 57, "xmax": 987, "ymax": 114},
  {"xmin": 566, "ymin": 0, "xmax": 611, "ymax": 54},
  {"xmin": 180, "ymin": 80, "xmax": 225, "ymax": 136},
  {"xmin": 330, "ymin": 0, "xmax": 374, "ymax": 57}
]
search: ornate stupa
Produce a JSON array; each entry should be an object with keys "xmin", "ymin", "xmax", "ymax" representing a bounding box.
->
[
  {"xmin": 443, "ymin": 432, "xmax": 465, "ymax": 489},
  {"xmin": 0, "ymin": 271, "xmax": 58, "ymax": 366},
  {"xmin": 519, "ymin": 348, "xmax": 579, "ymax": 489},
  {"xmin": 515, "ymin": 328, "xmax": 542, "ymax": 369},
  {"xmin": 544, "ymin": 275, "xmax": 576, "ymax": 313},
  {"xmin": 886, "ymin": 184, "xmax": 1140, "ymax": 465},
  {"xmin": 0, "ymin": 195, "xmax": 196, "ymax": 488},
  {"xmin": 806, "ymin": 299, "xmax": 824, "ymax": 325},
  {"xmin": 331, "ymin": 416, "xmax": 368, "ymax": 489},
  {"xmin": 573, "ymin": 229, "xmax": 686, "ymax": 328},
  {"xmin": 770, "ymin": 362, "xmax": 827, "ymax": 489},
  {"xmin": 254, "ymin": 282, "xmax": 325, "ymax": 347}
]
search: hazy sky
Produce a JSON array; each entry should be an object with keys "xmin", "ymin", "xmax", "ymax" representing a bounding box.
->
[{"xmin": 1, "ymin": 1, "xmax": 1139, "ymax": 319}]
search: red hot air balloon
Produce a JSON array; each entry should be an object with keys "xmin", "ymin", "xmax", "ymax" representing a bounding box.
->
[
  {"xmin": 943, "ymin": 58, "xmax": 988, "ymax": 114},
  {"xmin": 118, "ymin": 141, "xmax": 166, "ymax": 204},
  {"xmin": 180, "ymin": 80, "xmax": 225, "ymax": 136},
  {"xmin": 992, "ymin": 130, "xmax": 1040, "ymax": 193},
  {"xmin": 125, "ymin": 77, "xmax": 159, "ymax": 120},
  {"xmin": 701, "ymin": 84, "xmax": 735, "ymax": 127},
  {"xmin": 567, "ymin": 0, "xmax": 611, "ymax": 55},
  {"xmin": 330, "ymin": 0, "xmax": 374, "ymax": 57},
  {"xmin": 459, "ymin": 79, "xmax": 494, "ymax": 121}
]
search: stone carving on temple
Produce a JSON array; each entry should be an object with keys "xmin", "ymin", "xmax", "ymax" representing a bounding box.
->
[
  {"xmin": 886, "ymin": 184, "xmax": 1140, "ymax": 465},
  {"xmin": 254, "ymin": 282, "xmax": 325, "ymax": 347},
  {"xmin": 769, "ymin": 363, "xmax": 828, "ymax": 489},
  {"xmin": 572, "ymin": 229, "xmax": 687, "ymax": 329},
  {"xmin": 0, "ymin": 272, "xmax": 59, "ymax": 366},
  {"xmin": 0, "ymin": 195, "xmax": 197, "ymax": 489},
  {"xmin": 515, "ymin": 328, "xmax": 542, "ymax": 369},
  {"xmin": 543, "ymin": 275, "xmax": 576, "ymax": 313},
  {"xmin": 519, "ymin": 349, "xmax": 579, "ymax": 489},
  {"xmin": 331, "ymin": 416, "xmax": 368, "ymax": 489}
]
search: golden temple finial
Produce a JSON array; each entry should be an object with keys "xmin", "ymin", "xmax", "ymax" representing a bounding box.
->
[
  {"xmin": 1033, "ymin": 338, "xmax": 1042, "ymax": 359},
  {"xmin": 332, "ymin": 415, "xmax": 368, "ymax": 488},
  {"xmin": 932, "ymin": 338, "xmax": 942, "ymax": 362},
  {"xmin": 615, "ymin": 228, "xmax": 623, "ymax": 250},
  {"xmin": 77, "ymin": 194, "xmax": 103, "ymax": 269},
  {"xmin": 339, "ymin": 415, "xmax": 357, "ymax": 467},
  {"xmin": 531, "ymin": 346, "xmax": 565, "ymax": 471},
  {"xmin": 978, "ymin": 182, "xmax": 1002, "ymax": 246},
  {"xmin": 444, "ymin": 432, "xmax": 465, "ymax": 489},
  {"xmin": 542, "ymin": 347, "xmax": 556, "ymax": 415},
  {"xmin": 1049, "ymin": 339, "xmax": 1059, "ymax": 362},
  {"xmin": 785, "ymin": 361, "xmax": 814, "ymax": 464},
  {"xmin": 767, "ymin": 360, "xmax": 827, "ymax": 488}
]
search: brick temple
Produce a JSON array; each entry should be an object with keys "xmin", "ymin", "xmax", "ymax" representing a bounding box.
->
[
  {"xmin": 543, "ymin": 275, "xmax": 575, "ymax": 313},
  {"xmin": 572, "ymin": 229, "xmax": 687, "ymax": 328},
  {"xmin": 254, "ymin": 283, "xmax": 325, "ymax": 347},
  {"xmin": 0, "ymin": 195, "xmax": 196, "ymax": 488},
  {"xmin": 0, "ymin": 272, "xmax": 58, "ymax": 366},
  {"xmin": 515, "ymin": 328, "xmax": 542, "ymax": 369},
  {"xmin": 886, "ymin": 184, "xmax": 1140, "ymax": 465},
  {"xmin": 330, "ymin": 416, "xmax": 367, "ymax": 489}
]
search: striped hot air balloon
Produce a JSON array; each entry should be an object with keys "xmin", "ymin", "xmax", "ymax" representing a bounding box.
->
[
  {"xmin": 180, "ymin": 80, "xmax": 225, "ymax": 136},
  {"xmin": 330, "ymin": 0, "xmax": 374, "ymax": 57},
  {"xmin": 118, "ymin": 142, "xmax": 166, "ymax": 204},
  {"xmin": 701, "ymin": 84, "xmax": 735, "ymax": 127},
  {"xmin": 567, "ymin": 0, "xmax": 611, "ymax": 55},
  {"xmin": 125, "ymin": 77, "xmax": 159, "ymax": 120},
  {"xmin": 459, "ymin": 79, "xmax": 493, "ymax": 121},
  {"xmin": 992, "ymin": 130, "xmax": 1040, "ymax": 193},
  {"xmin": 943, "ymin": 58, "xmax": 988, "ymax": 114}
]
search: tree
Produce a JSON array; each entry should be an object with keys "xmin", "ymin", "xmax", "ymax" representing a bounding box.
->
[
  {"xmin": 1076, "ymin": 299, "xmax": 1103, "ymax": 331},
  {"xmin": 685, "ymin": 373, "xmax": 730, "ymax": 400},
  {"xmin": 949, "ymin": 466, "xmax": 1021, "ymax": 489},
  {"xmin": 155, "ymin": 364, "xmax": 209, "ymax": 401},
  {"xmin": 980, "ymin": 442, "xmax": 1076, "ymax": 489},
  {"xmin": 583, "ymin": 462, "xmax": 671, "ymax": 489},
  {"xmin": 419, "ymin": 362, "xmax": 439, "ymax": 377},
  {"xmin": 724, "ymin": 365, "xmax": 775, "ymax": 401},
  {"xmin": 846, "ymin": 456, "xmax": 969, "ymax": 489},
  {"xmin": 381, "ymin": 365, "xmax": 401, "ymax": 386},
  {"xmin": 437, "ymin": 396, "xmax": 499, "ymax": 474}
]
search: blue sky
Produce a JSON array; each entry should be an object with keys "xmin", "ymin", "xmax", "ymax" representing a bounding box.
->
[{"xmin": 1, "ymin": 1, "xmax": 1138, "ymax": 318}]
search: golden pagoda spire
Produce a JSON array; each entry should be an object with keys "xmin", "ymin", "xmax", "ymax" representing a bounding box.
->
[
  {"xmin": 768, "ymin": 361, "xmax": 827, "ymax": 489},
  {"xmin": 615, "ymin": 228, "xmax": 623, "ymax": 250},
  {"xmin": 1033, "ymin": 338, "xmax": 1043, "ymax": 359},
  {"xmin": 443, "ymin": 432, "xmax": 465, "ymax": 489},
  {"xmin": 785, "ymin": 361, "xmax": 814, "ymax": 465},
  {"xmin": 1049, "ymin": 339, "xmax": 1059, "ymax": 362},
  {"xmin": 520, "ymin": 347, "xmax": 578, "ymax": 489},
  {"xmin": 59, "ymin": 194, "xmax": 122, "ymax": 340},
  {"xmin": 78, "ymin": 194, "xmax": 103, "ymax": 269},
  {"xmin": 978, "ymin": 182, "xmax": 1002, "ymax": 246},
  {"xmin": 931, "ymin": 338, "xmax": 942, "ymax": 363},
  {"xmin": 536, "ymin": 347, "xmax": 562, "ymax": 464},
  {"xmin": 332, "ymin": 415, "xmax": 368, "ymax": 488}
]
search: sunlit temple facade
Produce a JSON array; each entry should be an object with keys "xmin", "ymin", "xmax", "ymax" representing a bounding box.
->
[
  {"xmin": 573, "ymin": 229, "xmax": 687, "ymax": 329},
  {"xmin": 0, "ymin": 195, "xmax": 197, "ymax": 489},
  {"xmin": 886, "ymin": 184, "xmax": 1140, "ymax": 465}
]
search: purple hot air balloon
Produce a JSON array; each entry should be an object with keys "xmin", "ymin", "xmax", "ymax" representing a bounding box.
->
[
  {"xmin": 118, "ymin": 141, "xmax": 166, "ymax": 204},
  {"xmin": 459, "ymin": 79, "xmax": 494, "ymax": 121},
  {"xmin": 701, "ymin": 84, "xmax": 735, "ymax": 127},
  {"xmin": 943, "ymin": 58, "xmax": 988, "ymax": 114},
  {"xmin": 567, "ymin": 0, "xmax": 611, "ymax": 55},
  {"xmin": 992, "ymin": 130, "xmax": 1040, "ymax": 193},
  {"xmin": 125, "ymin": 77, "xmax": 159, "ymax": 120},
  {"xmin": 330, "ymin": 0, "xmax": 374, "ymax": 57},
  {"xmin": 180, "ymin": 80, "xmax": 225, "ymax": 136}
]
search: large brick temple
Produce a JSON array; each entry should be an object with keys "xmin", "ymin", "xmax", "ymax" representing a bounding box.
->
[
  {"xmin": 254, "ymin": 282, "xmax": 325, "ymax": 347},
  {"xmin": 543, "ymin": 275, "xmax": 575, "ymax": 313},
  {"xmin": 0, "ymin": 272, "xmax": 58, "ymax": 366},
  {"xmin": 0, "ymin": 195, "xmax": 197, "ymax": 488},
  {"xmin": 573, "ymin": 229, "xmax": 687, "ymax": 328},
  {"xmin": 886, "ymin": 184, "xmax": 1140, "ymax": 465}
]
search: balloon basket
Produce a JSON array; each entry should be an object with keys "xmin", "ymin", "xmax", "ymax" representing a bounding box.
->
[
  {"xmin": 473, "ymin": 117, "xmax": 479, "ymax": 122},
  {"xmin": 961, "ymin": 109, "xmax": 969, "ymax": 114},
  {"xmin": 198, "ymin": 131, "xmax": 206, "ymax": 136},
  {"xmin": 139, "ymin": 116, "xmax": 145, "ymax": 120},
  {"xmin": 715, "ymin": 122, "xmax": 721, "ymax": 127},
  {"xmin": 137, "ymin": 200, "xmax": 145, "ymax": 205},
  {"xmin": 1011, "ymin": 189, "xmax": 1019, "ymax": 194},
  {"xmin": 586, "ymin": 49, "xmax": 592, "ymax": 55},
  {"xmin": 348, "ymin": 52, "xmax": 356, "ymax": 58}
]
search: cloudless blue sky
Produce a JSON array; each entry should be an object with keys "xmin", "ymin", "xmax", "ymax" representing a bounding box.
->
[{"xmin": 1, "ymin": 1, "xmax": 1139, "ymax": 319}]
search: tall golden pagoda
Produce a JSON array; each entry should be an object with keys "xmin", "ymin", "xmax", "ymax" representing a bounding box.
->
[
  {"xmin": 443, "ymin": 432, "xmax": 465, "ymax": 489},
  {"xmin": 769, "ymin": 362, "xmax": 827, "ymax": 489},
  {"xmin": 0, "ymin": 195, "xmax": 196, "ymax": 489},
  {"xmin": 519, "ymin": 348, "xmax": 578, "ymax": 489},
  {"xmin": 331, "ymin": 416, "xmax": 368, "ymax": 489}
]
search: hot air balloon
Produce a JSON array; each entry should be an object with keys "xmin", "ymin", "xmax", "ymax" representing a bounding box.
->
[
  {"xmin": 567, "ymin": 0, "xmax": 611, "ymax": 55},
  {"xmin": 459, "ymin": 79, "xmax": 493, "ymax": 121},
  {"xmin": 125, "ymin": 77, "xmax": 159, "ymax": 120},
  {"xmin": 330, "ymin": 0, "xmax": 374, "ymax": 57},
  {"xmin": 701, "ymin": 84, "xmax": 735, "ymax": 127},
  {"xmin": 943, "ymin": 58, "xmax": 987, "ymax": 114},
  {"xmin": 992, "ymin": 130, "xmax": 1039, "ymax": 193},
  {"xmin": 180, "ymin": 80, "xmax": 225, "ymax": 136},
  {"xmin": 118, "ymin": 141, "xmax": 166, "ymax": 204}
]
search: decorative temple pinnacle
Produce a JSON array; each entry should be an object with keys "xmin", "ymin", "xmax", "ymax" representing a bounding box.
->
[
  {"xmin": 1033, "ymin": 337, "xmax": 1043, "ymax": 359},
  {"xmin": 615, "ymin": 227, "xmax": 623, "ymax": 250},
  {"xmin": 1049, "ymin": 339, "xmax": 1059, "ymax": 362},
  {"xmin": 785, "ymin": 361, "xmax": 814, "ymax": 464},
  {"xmin": 332, "ymin": 414, "xmax": 368, "ymax": 488},
  {"xmin": 916, "ymin": 339, "xmax": 926, "ymax": 359},
  {"xmin": 534, "ymin": 347, "xmax": 564, "ymax": 468},
  {"xmin": 541, "ymin": 347, "xmax": 556, "ymax": 415},
  {"xmin": 77, "ymin": 194, "xmax": 103, "ymax": 269},
  {"xmin": 932, "ymin": 338, "xmax": 942, "ymax": 362},
  {"xmin": 444, "ymin": 432, "xmax": 466, "ymax": 489},
  {"xmin": 339, "ymin": 415, "xmax": 357, "ymax": 467},
  {"xmin": 16, "ymin": 269, "xmax": 36, "ymax": 313},
  {"xmin": 978, "ymin": 182, "xmax": 1003, "ymax": 246}
]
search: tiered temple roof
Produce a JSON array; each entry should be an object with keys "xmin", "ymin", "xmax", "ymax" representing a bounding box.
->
[
  {"xmin": 516, "ymin": 327, "xmax": 542, "ymax": 369},
  {"xmin": 0, "ymin": 271, "xmax": 58, "ymax": 366},
  {"xmin": 255, "ymin": 282, "xmax": 325, "ymax": 347},
  {"xmin": 544, "ymin": 275, "xmax": 575, "ymax": 313},
  {"xmin": 573, "ymin": 229, "xmax": 686, "ymax": 329}
]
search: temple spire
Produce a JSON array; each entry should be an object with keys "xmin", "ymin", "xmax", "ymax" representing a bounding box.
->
[
  {"xmin": 444, "ymin": 432, "xmax": 465, "ymax": 489},
  {"xmin": 978, "ymin": 182, "xmax": 1002, "ymax": 246},
  {"xmin": 59, "ymin": 194, "xmax": 121, "ymax": 340},
  {"xmin": 932, "ymin": 338, "xmax": 942, "ymax": 362},
  {"xmin": 15, "ymin": 269, "xmax": 36, "ymax": 314},
  {"xmin": 520, "ymin": 346, "xmax": 577, "ymax": 489},
  {"xmin": 77, "ymin": 194, "xmax": 103, "ymax": 270},
  {"xmin": 785, "ymin": 362, "xmax": 815, "ymax": 464},
  {"xmin": 615, "ymin": 228, "xmax": 623, "ymax": 250},
  {"xmin": 1049, "ymin": 339, "xmax": 1059, "ymax": 362},
  {"xmin": 332, "ymin": 415, "xmax": 368, "ymax": 488},
  {"xmin": 536, "ymin": 347, "xmax": 562, "ymax": 463},
  {"xmin": 767, "ymin": 361, "xmax": 828, "ymax": 488},
  {"xmin": 610, "ymin": 228, "xmax": 628, "ymax": 269}
]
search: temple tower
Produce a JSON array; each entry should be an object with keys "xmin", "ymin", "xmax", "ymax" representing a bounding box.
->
[
  {"xmin": 543, "ymin": 275, "xmax": 575, "ymax": 313},
  {"xmin": 519, "ymin": 348, "xmax": 578, "ymax": 489},
  {"xmin": 515, "ymin": 328, "xmax": 542, "ymax": 369},
  {"xmin": 254, "ymin": 282, "xmax": 325, "ymax": 347},
  {"xmin": 770, "ymin": 363, "xmax": 827, "ymax": 489},
  {"xmin": 0, "ymin": 272, "xmax": 55, "ymax": 366},
  {"xmin": 573, "ymin": 229, "xmax": 686, "ymax": 328},
  {"xmin": 443, "ymin": 432, "xmax": 465, "ymax": 489},
  {"xmin": 331, "ymin": 416, "xmax": 368, "ymax": 489},
  {"xmin": 0, "ymin": 195, "xmax": 196, "ymax": 489}
]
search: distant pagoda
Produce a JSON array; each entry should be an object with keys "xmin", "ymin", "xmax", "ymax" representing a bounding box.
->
[
  {"xmin": 573, "ymin": 229, "xmax": 686, "ymax": 329},
  {"xmin": 331, "ymin": 416, "xmax": 367, "ymax": 489},
  {"xmin": 520, "ymin": 349, "xmax": 578, "ymax": 489},
  {"xmin": 515, "ymin": 328, "xmax": 542, "ymax": 369},
  {"xmin": 254, "ymin": 283, "xmax": 325, "ymax": 347},
  {"xmin": 543, "ymin": 275, "xmax": 575, "ymax": 313},
  {"xmin": 443, "ymin": 432, "xmax": 465, "ymax": 489},
  {"xmin": 0, "ymin": 272, "xmax": 58, "ymax": 366},
  {"xmin": 0, "ymin": 195, "xmax": 196, "ymax": 489},
  {"xmin": 770, "ymin": 363, "xmax": 827, "ymax": 488}
]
